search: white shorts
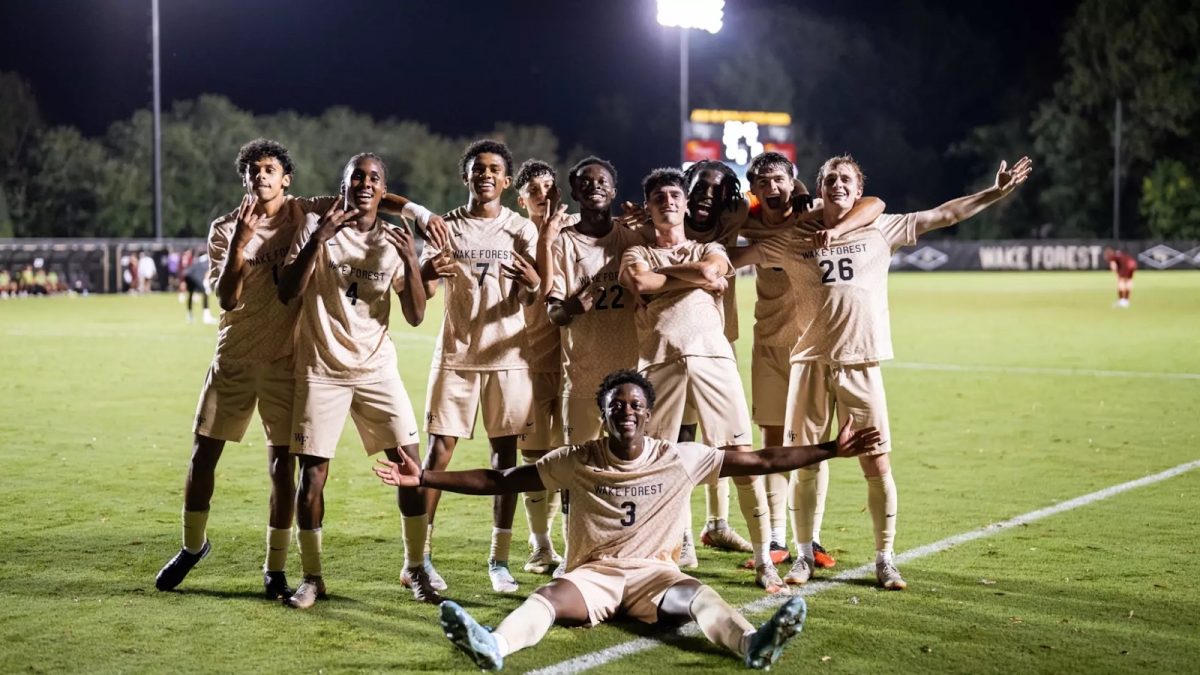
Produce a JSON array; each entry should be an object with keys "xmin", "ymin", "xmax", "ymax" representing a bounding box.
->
[
  {"xmin": 641, "ymin": 356, "xmax": 752, "ymax": 447},
  {"xmin": 560, "ymin": 560, "xmax": 695, "ymax": 626},
  {"xmin": 520, "ymin": 371, "xmax": 564, "ymax": 450},
  {"xmin": 751, "ymin": 344, "xmax": 791, "ymax": 427},
  {"xmin": 193, "ymin": 355, "xmax": 294, "ymax": 446},
  {"xmin": 424, "ymin": 368, "xmax": 535, "ymax": 439},
  {"xmin": 290, "ymin": 375, "xmax": 420, "ymax": 458},
  {"xmin": 782, "ymin": 361, "xmax": 891, "ymax": 455}
]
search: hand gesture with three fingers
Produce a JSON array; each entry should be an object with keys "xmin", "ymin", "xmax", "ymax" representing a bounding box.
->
[
  {"xmin": 616, "ymin": 201, "xmax": 649, "ymax": 230},
  {"xmin": 500, "ymin": 252, "xmax": 539, "ymax": 289},
  {"xmin": 314, "ymin": 199, "xmax": 359, "ymax": 243},
  {"xmin": 383, "ymin": 222, "xmax": 418, "ymax": 261},
  {"xmin": 233, "ymin": 195, "xmax": 266, "ymax": 246}
]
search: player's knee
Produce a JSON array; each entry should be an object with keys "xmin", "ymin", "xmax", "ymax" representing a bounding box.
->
[
  {"xmin": 534, "ymin": 580, "xmax": 589, "ymax": 626},
  {"xmin": 657, "ymin": 579, "xmax": 703, "ymax": 626}
]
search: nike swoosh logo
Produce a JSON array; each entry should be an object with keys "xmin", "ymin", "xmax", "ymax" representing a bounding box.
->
[
  {"xmin": 408, "ymin": 430, "xmax": 418, "ymax": 436},
  {"xmin": 525, "ymin": 421, "xmax": 535, "ymax": 427},
  {"xmin": 733, "ymin": 432, "xmax": 746, "ymax": 439},
  {"xmin": 529, "ymin": 498, "xmax": 544, "ymax": 504},
  {"xmin": 885, "ymin": 514, "xmax": 896, "ymax": 518}
]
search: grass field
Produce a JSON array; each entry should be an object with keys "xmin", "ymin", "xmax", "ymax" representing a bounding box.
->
[{"xmin": 2, "ymin": 271, "xmax": 1199, "ymax": 673}]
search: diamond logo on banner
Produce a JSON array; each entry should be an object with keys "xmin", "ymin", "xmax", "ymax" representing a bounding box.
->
[
  {"xmin": 1183, "ymin": 246, "xmax": 1200, "ymax": 266},
  {"xmin": 904, "ymin": 247, "xmax": 949, "ymax": 271},
  {"xmin": 1137, "ymin": 244, "xmax": 1185, "ymax": 269}
]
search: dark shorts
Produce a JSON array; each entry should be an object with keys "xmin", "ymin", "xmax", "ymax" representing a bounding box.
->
[{"xmin": 185, "ymin": 277, "xmax": 205, "ymax": 293}]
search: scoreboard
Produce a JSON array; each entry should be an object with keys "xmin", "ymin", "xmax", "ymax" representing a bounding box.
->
[{"xmin": 683, "ymin": 108, "xmax": 796, "ymax": 187}]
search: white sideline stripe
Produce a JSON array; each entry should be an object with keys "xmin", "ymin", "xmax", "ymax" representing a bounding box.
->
[
  {"xmin": 888, "ymin": 361, "xmax": 1200, "ymax": 381},
  {"xmin": 529, "ymin": 458, "xmax": 1200, "ymax": 675}
]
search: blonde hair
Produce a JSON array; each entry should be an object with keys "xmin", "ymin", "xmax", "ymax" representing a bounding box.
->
[{"xmin": 816, "ymin": 155, "xmax": 865, "ymax": 190}]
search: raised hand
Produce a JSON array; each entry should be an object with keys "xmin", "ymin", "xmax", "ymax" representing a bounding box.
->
[
  {"xmin": 383, "ymin": 222, "xmax": 417, "ymax": 259},
  {"xmin": 500, "ymin": 252, "xmax": 539, "ymax": 289},
  {"xmin": 314, "ymin": 199, "xmax": 360, "ymax": 243},
  {"xmin": 617, "ymin": 201, "xmax": 649, "ymax": 230},
  {"xmin": 994, "ymin": 156, "xmax": 1033, "ymax": 195},
  {"xmin": 373, "ymin": 456, "xmax": 421, "ymax": 488},
  {"xmin": 423, "ymin": 214, "xmax": 450, "ymax": 250},
  {"xmin": 232, "ymin": 194, "xmax": 266, "ymax": 246},
  {"xmin": 835, "ymin": 418, "xmax": 882, "ymax": 457}
]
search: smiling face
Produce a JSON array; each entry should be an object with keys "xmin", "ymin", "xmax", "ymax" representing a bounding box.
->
[
  {"xmin": 819, "ymin": 160, "xmax": 864, "ymax": 211},
  {"xmin": 750, "ymin": 165, "xmax": 794, "ymax": 215},
  {"xmin": 647, "ymin": 184, "xmax": 687, "ymax": 230},
  {"xmin": 571, "ymin": 163, "xmax": 616, "ymax": 213},
  {"xmin": 465, "ymin": 152, "xmax": 513, "ymax": 203},
  {"xmin": 518, "ymin": 173, "xmax": 555, "ymax": 219},
  {"xmin": 601, "ymin": 382, "xmax": 651, "ymax": 444},
  {"xmin": 342, "ymin": 156, "xmax": 386, "ymax": 218},
  {"xmin": 687, "ymin": 167, "xmax": 726, "ymax": 227},
  {"xmin": 242, "ymin": 156, "xmax": 292, "ymax": 203}
]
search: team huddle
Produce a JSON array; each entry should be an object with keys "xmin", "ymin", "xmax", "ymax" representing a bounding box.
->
[{"xmin": 154, "ymin": 137, "xmax": 1032, "ymax": 669}]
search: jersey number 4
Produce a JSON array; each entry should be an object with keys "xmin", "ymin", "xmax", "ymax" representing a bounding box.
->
[
  {"xmin": 819, "ymin": 258, "xmax": 855, "ymax": 284},
  {"xmin": 619, "ymin": 501, "xmax": 636, "ymax": 527},
  {"xmin": 345, "ymin": 282, "xmax": 359, "ymax": 305}
]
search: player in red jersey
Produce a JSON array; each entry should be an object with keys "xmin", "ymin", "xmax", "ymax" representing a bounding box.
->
[{"xmin": 1104, "ymin": 248, "xmax": 1137, "ymax": 308}]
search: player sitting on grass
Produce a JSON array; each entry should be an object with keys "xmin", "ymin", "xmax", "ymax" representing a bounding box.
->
[
  {"xmin": 372, "ymin": 369, "xmax": 881, "ymax": 671},
  {"xmin": 781, "ymin": 154, "xmax": 1032, "ymax": 591}
]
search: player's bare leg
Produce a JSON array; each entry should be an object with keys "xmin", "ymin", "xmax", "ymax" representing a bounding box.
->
[
  {"xmin": 520, "ymin": 449, "xmax": 562, "ymax": 574},
  {"xmin": 861, "ymin": 452, "xmax": 904, "ymax": 589},
  {"xmin": 155, "ymin": 434, "xmax": 224, "ymax": 591},
  {"xmin": 287, "ymin": 455, "xmax": 329, "ymax": 608},
  {"xmin": 387, "ymin": 445, "xmax": 439, "ymax": 603},
  {"xmin": 421, "ymin": 433, "xmax": 459, "ymax": 590},
  {"xmin": 489, "ymin": 434, "xmax": 520, "ymax": 592},
  {"xmin": 263, "ymin": 444, "xmax": 295, "ymax": 599}
]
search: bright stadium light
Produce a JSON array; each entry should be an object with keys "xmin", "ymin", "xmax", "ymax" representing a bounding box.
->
[
  {"xmin": 656, "ymin": 0, "xmax": 724, "ymax": 34},
  {"xmin": 657, "ymin": 0, "xmax": 725, "ymax": 163}
]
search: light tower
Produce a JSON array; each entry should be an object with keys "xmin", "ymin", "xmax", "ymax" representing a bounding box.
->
[{"xmin": 656, "ymin": 0, "xmax": 725, "ymax": 163}]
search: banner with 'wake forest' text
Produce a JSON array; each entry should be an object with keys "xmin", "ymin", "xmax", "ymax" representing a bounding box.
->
[{"xmin": 889, "ymin": 241, "xmax": 1200, "ymax": 272}]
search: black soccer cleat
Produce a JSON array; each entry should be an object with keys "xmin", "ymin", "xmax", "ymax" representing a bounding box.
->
[
  {"xmin": 745, "ymin": 596, "xmax": 807, "ymax": 669},
  {"xmin": 155, "ymin": 540, "xmax": 212, "ymax": 591},
  {"xmin": 263, "ymin": 570, "xmax": 293, "ymax": 600}
]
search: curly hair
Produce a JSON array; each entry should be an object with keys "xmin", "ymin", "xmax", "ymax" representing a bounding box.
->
[
  {"xmin": 746, "ymin": 151, "xmax": 795, "ymax": 183},
  {"xmin": 515, "ymin": 159, "xmax": 556, "ymax": 192},
  {"xmin": 460, "ymin": 139, "xmax": 514, "ymax": 180},
  {"xmin": 235, "ymin": 138, "xmax": 294, "ymax": 178},
  {"xmin": 683, "ymin": 160, "xmax": 740, "ymax": 194},
  {"xmin": 641, "ymin": 167, "xmax": 687, "ymax": 200},
  {"xmin": 595, "ymin": 369, "xmax": 656, "ymax": 412},
  {"xmin": 568, "ymin": 155, "xmax": 618, "ymax": 191}
]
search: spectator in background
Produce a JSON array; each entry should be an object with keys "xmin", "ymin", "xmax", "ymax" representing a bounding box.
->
[
  {"xmin": 1104, "ymin": 247, "xmax": 1137, "ymax": 308},
  {"xmin": 0, "ymin": 268, "xmax": 12, "ymax": 297},
  {"xmin": 138, "ymin": 252, "xmax": 158, "ymax": 293},
  {"xmin": 166, "ymin": 250, "xmax": 182, "ymax": 290},
  {"xmin": 183, "ymin": 253, "xmax": 216, "ymax": 324},
  {"xmin": 125, "ymin": 252, "xmax": 138, "ymax": 293}
]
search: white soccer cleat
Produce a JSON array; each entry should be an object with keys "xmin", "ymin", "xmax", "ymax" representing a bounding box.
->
[
  {"xmin": 875, "ymin": 560, "xmax": 907, "ymax": 590},
  {"xmin": 678, "ymin": 530, "xmax": 699, "ymax": 569},
  {"xmin": 523, "ymin": 546, "xmax": 562, "ymax": 575},
  {"xmin": 783, "ymin": 556, "xmax": 814, "ymax": 585},
  {"xmin": 488, "ymin": 562, "xmax": 519, "ymax": 593}
]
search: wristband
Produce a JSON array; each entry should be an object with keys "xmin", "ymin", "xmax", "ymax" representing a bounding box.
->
[{"xmin": 401, "ymin": 202, "xmax": 434, "ymax": 228}]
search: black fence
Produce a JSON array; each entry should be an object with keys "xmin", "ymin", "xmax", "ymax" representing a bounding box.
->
[{"xmin": 891, "ymin": 240, "xmax": 1200, "ymax": 272}]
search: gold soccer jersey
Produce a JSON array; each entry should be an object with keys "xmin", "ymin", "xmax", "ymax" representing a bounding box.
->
[
  {"xmin": 419, "ymin": 206, "xmax": 539, "ymax": 370},
  {"xmin": 687, "ymin": 200, "xmax": 749, "ymax": 344},
  {"xmin": 208, "ymin": 195, "xmax": 334, "ymax": 366},
  {"xmin": 535, "ymin": 438, "xmax": 724, "ymax": 570},
  {"xmin": 287, "ymin": 217, "xmax": 411, "ymax": 383},
  {"xmin": 741, "ymin": 217, "xmax": 804, "ymax": 349},
  {"xmin": 549, "ymin": 224, "xmax": 652, "ymax": 396},
  {"xmin": 786, "ymin": 213, "xmax": 918, "ymax": 365},
  {"xmin": 523, "ymin": 213, "xmax": 580, "ymax": 375},
  {"xmin": 620, "ymin": 241, "xmax": 736, "ymax": 369}
]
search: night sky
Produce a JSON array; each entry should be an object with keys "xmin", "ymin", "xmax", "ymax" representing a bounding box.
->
[{"xmin": 0, "ymin": 0, "xmax": 1077, "ymax": 202}]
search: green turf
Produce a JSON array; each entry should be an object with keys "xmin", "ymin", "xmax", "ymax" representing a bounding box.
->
[{"xmin": 1, "ymin": 271, "xmax": 1198, "ymax": 673}]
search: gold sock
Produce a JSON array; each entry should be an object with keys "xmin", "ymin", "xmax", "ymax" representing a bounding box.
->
[
  {"xmin": 811, "ymin": 461, "xmax": 830, "ymax": 542},
  {"xmin": 182, "ymin": 509, "xmax": 208, "ymax": 553},
  {"xmin": 765, "ymin": 472, "xmax": 788, "ymax": 542},
  {"xmin": 424, "ymin": 523, "xmax": 434, "ymax": 557},
  {"xmin": 733, "ymin": 475, "xmax": 771, "ymax": 565},
  {"xmin": 522, "ymin": 451, "xmax": 551, "ymax": 542},
  {"xmin": 297, "ymin": 528, "xmax": 323, "ymax": 578},
  {"xmin": 264, "ymin": 527, "xmax": 291, "ymax": 572},
  {"xmin": 401, "ymin": 515, "xmax": 428, "ymax": 569},
  {"xmin": 704, "ymin": 476, "xmax": 731, "ymax": 522},
  {"xmin": 492, "ymin": 593, "xmax": 556, "ymax": 656},
  {"xmin": 490, "ymin": 528, "xmax": 513, "ymax": 564},
  {"xmin": 690, "ymin": 585, "xmax": 754, "ymax": 656},
  {"xmin": 866, "ymin": 472, "xmax": 897, "ymax": 553},
  {"xmin": 789, "ymin": 467, "xmax": 819, "ymax": 547}
]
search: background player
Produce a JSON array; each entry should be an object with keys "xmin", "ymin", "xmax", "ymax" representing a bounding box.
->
[
  {"xmin": 276, "ymin": 153, "xmax": 435, "ymax": 606},
  {"xmin": 371, "ymin": 369, "xmax": 882, "ymax": 671},
  {"xmin": 1104, "ymin": 247, "xmax": 1137, "ymax": 307},
  {"xmin": 782, "ymin": 154, "xmax": 1032, "ymax": 590},
  {"xmin": 181, "ymin": 251, "xmax": 216, "ymax": 325},
  {"xmin": 419, "ymin": 140, "xmax": 542, "ymax": 594}
]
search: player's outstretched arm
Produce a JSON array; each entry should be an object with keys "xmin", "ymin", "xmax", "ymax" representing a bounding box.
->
[
  {"xmin": 277, "ymin": 200, "xmax": 359, "ymax": 303},
  {"xmin": 379, "ymin": 193, "xmax": 450, "ymax": 250},
  {"xmin": 912, "ymin": 157, "xmax": 1032, "ymax": 237},
  {"xmin": 216, "ymin": 195, "xmax": 264, "ymax": 311},
  {"xmin": 720, "ymin": 419, "xmax": 882, "ymax": 477},
  {"xmin": 373, "ymin": 456, "xmax": 546, "ymax": 495}
]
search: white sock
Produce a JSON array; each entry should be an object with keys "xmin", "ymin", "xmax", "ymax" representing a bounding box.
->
[
  {"xmin": 531, "ymin": 532, "xmax": 552, "ymax": 550},
  {"xmin": 798, "ymin": 541, "xmax": 814, "ymax": 561},
  {"xmin": 876, "ymin": 550, "xmax": 893, "ymax": 565},
  {"xmin": 770, "ymin": 526, "xmax": 786, "ymax": 546},
  {"xmin": 754, "ymin": 542, "xmax": 771, "ymax": 567}
]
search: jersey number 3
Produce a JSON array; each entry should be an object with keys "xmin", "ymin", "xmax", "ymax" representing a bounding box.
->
[
  {"xmin": 819, "ymin": 258, "xmax": 855, "ymax": 284},
  {"xmin": 619, "ymin": 501, "xmax": 636, "ymax": 527}
]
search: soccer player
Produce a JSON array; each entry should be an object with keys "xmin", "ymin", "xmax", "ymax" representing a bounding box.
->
[
  {"xmin": 739, "ymin": 151, "xmax": 885, "ymax": 571},
  {"xmin": 419, "ymin": 139, "xmax": 542, "ymax": 594},
  {"xmin": 619, "ymin": 168, "xmax": 785, "ymax": 593},
  {"xmin": 782, "ymin": 154, "xmax": 1032, "ymax": 590},
  {"xmin": 1104, "ymin": 247, "xmax": 1137, "ymax": 307},
  {"xmin": 372, "ymin": 370, "xmax": 881, "ymax": 671},
  {"xmin": 513, "ymin": 158, "xmax": 569, "ymax": 574},
  {"xmin": 276, "ymin": 152, "xmax": 435, "ymax": 607},
  {"xmin": 182, "ymin": 252, "xmax": 216, "ymax": 325}
]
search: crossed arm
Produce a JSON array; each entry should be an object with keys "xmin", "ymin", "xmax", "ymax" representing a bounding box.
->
[{"xmin": 619, "ymin": 252, "xmax": 730, "ymax": 296}]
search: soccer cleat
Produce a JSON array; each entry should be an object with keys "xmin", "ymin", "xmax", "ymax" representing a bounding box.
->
[
  {"xmin": 678, "ymin": 531, "xmax": 699, "ymax": 569},
  {"xmin": 401, "ymin": 565, "xmax": 443, "ymax": 604},
  {"xmin": 552, "ymin": 559, "xmax": 567, "ymax": 579},
  {"xmin": 424, "ymin": 554, "xmax": 448, "ymax": 592},
  {"xmin": 523, "ymin": 546, "xmax": 563, "ymax": 575},
  {"xmin": 285, "ymin": 575, "xmax": 327, "ymax": 609},
  {"xmin": 700, "ymin": 521, "xmax": 754, "ymax": 553},
  {"xmin": 744, "ymin": 596, "xmax": 808, "ymax": 669},
  {"xmin": 441, "ymin": 600, "xmax": 503, "ymax": 670},
  {"xmin": 488, "ymin": 561, "xmax": 519, "ymax": 593},
  {"xmin": 743, "ymin": 542, "xmax": 791, "ymax": 570},
  {"xmin": 875, "ymin": 560, "xmax": 907, "ymax": 590},
  {"xmin": 812, "ymin": 541, "xmax": 836, "ymax": 569},
  {"xmin": 783, "ymin": 556, "xmax": 813, "ymax": 586},
  {"xmin": 155, "ymin": 540, "xmax": 212, "ymax": 591},
  {"xmin": 263, "ymin": 570, "xmax": 292, "ymax": 600},
  {"xmin": 755, "ymin": 564, "xmax": 790, "ymax": 595}
]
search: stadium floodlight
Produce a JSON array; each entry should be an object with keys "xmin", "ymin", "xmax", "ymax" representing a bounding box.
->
[
  {"xmin": 656, "ymin": 0, "xmax": 724, "ymax": 34},
  {"xmin": 656, "ymin": 0, "xmax": 725, "ymax": 163}
]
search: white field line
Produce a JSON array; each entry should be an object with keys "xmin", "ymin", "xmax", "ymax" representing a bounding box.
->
[
  {"xmin": 529, "ymin": 458, "xmax": 1200, "ymax": 675},
  {"xmin": 887, "ymin": 361, "xmax": 1200, "ymax": 381}
]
